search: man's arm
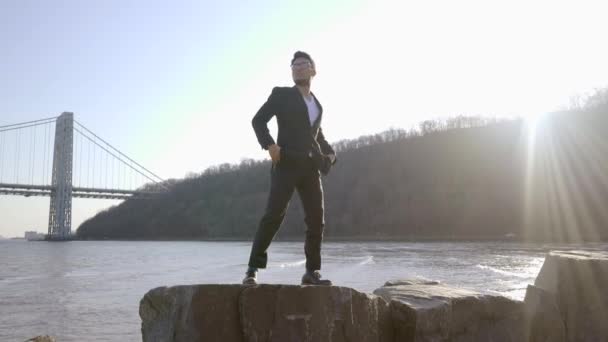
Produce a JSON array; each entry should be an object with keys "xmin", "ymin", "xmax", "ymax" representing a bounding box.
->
[
  {"xmin": 317, "ymin": 127, "xmax": 337, "ymax": 164},
  {"xmin": 252, "ymin": 87, "xmax": 280, "ymax": 150}
]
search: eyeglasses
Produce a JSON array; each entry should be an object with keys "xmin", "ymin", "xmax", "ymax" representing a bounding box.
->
[{"xmin": 291, "ymin": 61, "xmax": 312, "ymax": 69}]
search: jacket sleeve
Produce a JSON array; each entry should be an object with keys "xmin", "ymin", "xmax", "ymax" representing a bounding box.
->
[
  {"xmin": 252, "ymin": 87, "xmax": 280, "ymax": 150},
  {"xmin": 316, "ymin": 127, "xmax": 337, "ymax": 164}
]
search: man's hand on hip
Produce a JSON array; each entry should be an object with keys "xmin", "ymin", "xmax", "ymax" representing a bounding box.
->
[{"xmin": 268, "ymin": 144, "xmax": 281, "ymax": 164}]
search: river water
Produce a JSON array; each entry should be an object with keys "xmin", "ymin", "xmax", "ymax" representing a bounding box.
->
[{"xmin": 1, "ymin": 240, "xmax": 606, "ymax": 341}]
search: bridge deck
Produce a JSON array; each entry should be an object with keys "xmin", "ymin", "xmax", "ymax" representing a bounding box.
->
[{"xmin": 0, "ymin": 183, "xmax": 160, "ymax": 200}]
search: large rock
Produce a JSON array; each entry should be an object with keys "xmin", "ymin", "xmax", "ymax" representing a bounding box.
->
[
  {"xmin": 526, "ymin": 250, "xmax": 608, "ymax": 342},
  {"xmin": 25, "ymin": 337, "xmax": 56, "ymax": 342},
  {"xmin": 240, "ymin": 285, "xmax": 391, "ymax": 342},
  {"xmin": 139, "ymin": 251, "xmax": 608, "ymax": 342},
  {"xmin": 140, "ymin": 285, "xmax": 243, "ymax": 342},
  {"xmin": 523, "ymin": 285, "xmax": 566, "ymax": 342},
  {"xmin": 373, "ymin": 279, "xmax": 525, "ymax": 342},
  {"xmin": 140, "ymin": 284, "xmax": 391, "ymax": 342}
]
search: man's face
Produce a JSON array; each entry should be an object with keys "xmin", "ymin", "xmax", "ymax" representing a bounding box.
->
[{"xmin": 291, "ymin": 57, "xmax": 316, "ymax": 83}]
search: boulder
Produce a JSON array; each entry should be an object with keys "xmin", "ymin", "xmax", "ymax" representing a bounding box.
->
[
  {"xmin": 526, "ymin": 250, "xmax": 608, "ymax": 341},
  {"xmin": 383, "ymin": 280, "xmax": 440, "ymax": 287},
  {"xmin": 373, "ymin": 280, "xmax": 525, "ymax": 342},
  {"xmin": 140, "ymin": 284, "xmax": 391, "ymax": 342},
  {"xmin": 25, "ymin": 337, "xmax": 56, "ymax": 342},
  {"xmin": 523, "ymin": 284, "xmax": 566, "ymax": 342},
  {"xmin": 138, "ymin": 251, "xmax": 608, "ymax": 342},
  {"xmin": 140, "ymin": 284, "xmax": 243, "ymax": 342},
  {"xmin": 240, "ymin": 285, "xmax": 391, "ymax": 342}
]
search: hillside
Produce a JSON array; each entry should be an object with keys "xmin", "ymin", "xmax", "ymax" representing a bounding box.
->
[{"xmin": 77, "ymin": 91, "xmax": 608, "ymax": 242}]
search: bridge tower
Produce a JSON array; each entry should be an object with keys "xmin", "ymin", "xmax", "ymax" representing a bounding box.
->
[{"xmin": 48, "ymin": 112, "xmax": 74, "ymax": 240}]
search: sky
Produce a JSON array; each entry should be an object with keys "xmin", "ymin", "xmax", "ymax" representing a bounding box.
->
[{"xmin": 1, "ymin": 0, "xmax": 607, "ymax": 238}]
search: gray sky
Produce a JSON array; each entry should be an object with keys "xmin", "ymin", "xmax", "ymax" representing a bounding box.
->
[{"xmin": 1, "ymin": 0, "xmax": 607, "ymax": 238}]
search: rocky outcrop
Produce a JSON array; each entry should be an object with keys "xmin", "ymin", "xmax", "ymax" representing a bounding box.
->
[
  {"xmin": 140, "ymin": 285, "xmax": 244, "ymax": 341},
  {"xmin": 25, "ymin": 337, "xmax": 56, "ymax": 342},
  {"xmin": 523, "ymin": 284, "xmax": 566, "ymax": 342},
  {"xmin": 373, "ymin": 279, "xmax": 525, "ymax": 341},
  {"xmin": 524, "ymin": 250, "xmax": 608, "ymax": 342},
  {"xmin": 140, "ymin": 250, "xmax": 608, "ymax": 342},
  {"xmin": 140, "ymin": 284, "xmax": 390, "ymax": 342}
]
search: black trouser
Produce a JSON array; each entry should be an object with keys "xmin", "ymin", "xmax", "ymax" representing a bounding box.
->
[{"xmin": 248, "ymin": 157, "xmax": 325, "ymax": 271}]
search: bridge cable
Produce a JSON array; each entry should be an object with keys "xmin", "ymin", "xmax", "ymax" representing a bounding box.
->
[
  {"xmin": 0, "ymin": 133, "xmax": 4, "ymax": 182},
  {"xmin": 74, "ymin": 128, "xmax": 78, "ymax": 187},
  {"xmin": 92, "ymin": 133, "xmax": 97, "ymax": 188},
  {"xmin": 74, "ymin": 126, "xmax": 161, "ymax": 186},
  {"xmin": 117, "ymin": 152, "xmax": 121, "ymax": 189},
  {"xmin": 27, "ymin": 125, "xmax": 30, "ymax": 184},
  {"xmin": 79, "ymin": 130, "xmax": 83, "ymax": 188},
  {"xmin": 81, "ymin": 129, "xmax": 85, "ymax": 187},
  {"xmin": 0, "ymin": 119, "xmax": 56, "ymax": 134},
  {"xmin": 32, "ymin": 124, "xmax": 36, "ymax": 185},
  {"xmin": 111, "ymin": 151, "xmax": 114, "ymax": 189},
  {"xmin": 0, "ymin": 116, "xmax": 56, "ymax": 130},
  {"xmin": 87, "ymin": 132, "xmax": 91, "ymax": 187},
  {"xmin": 105, "ymin": 151, "xmax": 108, "ymax": 189},
  {"xmin": 29, "ymin": 125, "xmax": 33, "ymax": 184},
  {"xmin": 27, "ymin": 125, "xmax": 31, "ymax": 184},
  {"xmin": 42, "ymin": 123, "xmax": 46, "ymax": 184},
  {"xmin": 15, "ymin": 129, "xmax": 20, "ymax": 183},
  {"xmin": 101, "ymin": 147, "xmax": 108, "ymax": 188},
  {"xmin": 27, "ymin": 126, "xmax": 31, "ymax": 184},
  {"xmin": 74, "ymin": 120, "xmax": 164, "ymax": 183}
]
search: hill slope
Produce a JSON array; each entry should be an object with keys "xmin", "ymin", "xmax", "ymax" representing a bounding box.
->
[{"xmin": 77, "ymin": 102, "xmax": 608, "ymax": 242}]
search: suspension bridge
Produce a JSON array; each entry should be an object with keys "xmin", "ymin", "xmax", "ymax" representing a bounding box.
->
[{"xmin": 0, "ymin": 112, "xmax": 167, "ymax": 240}]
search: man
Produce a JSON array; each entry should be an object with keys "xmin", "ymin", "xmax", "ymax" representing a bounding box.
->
[{"xmin": 243, "ymin": 51, "xmax": 336, "ymax": 286}]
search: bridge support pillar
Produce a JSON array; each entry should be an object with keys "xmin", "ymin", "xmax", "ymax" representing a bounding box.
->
[{"xmin": 48, "ymin": 112, "xmax": 74, "ymax": 240}]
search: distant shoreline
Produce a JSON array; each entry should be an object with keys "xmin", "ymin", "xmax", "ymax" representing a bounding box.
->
[
  {"xmin": 8, "ymin": 234, "xmax": 602, "ymax": 243},
  {"xmin": 72, "ymin": 235, "xmax": 604, "ymax": 243},
  {"xmin": 76, "ymin": 235, "xmax": 516, "ymax": 242}
]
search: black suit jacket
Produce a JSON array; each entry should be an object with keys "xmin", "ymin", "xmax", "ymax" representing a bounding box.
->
[{"xmin": 252, "ymin": 86, "xmax": 336, "ymax": 158}]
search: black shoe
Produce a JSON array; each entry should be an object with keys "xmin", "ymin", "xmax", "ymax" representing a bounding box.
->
[
  {"xmin": 242, "ymin": 270, "xmax": 257, "ymax": 285},
  {"xmin": 301, "ymin": 270, "xmax": 332, "ymax": 286}
]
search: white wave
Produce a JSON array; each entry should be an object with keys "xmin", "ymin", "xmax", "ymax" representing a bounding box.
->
[
  {"xmin": 279, "ymin": 259, "xmax": 306, "ymax": 268},
  {"xmin": 359, "ymin": 256, "xmax": 375, "ymax": 265},
  {"xmin": 476, "ymin": 264, "xmax": 530, "ymax": 278},
  {"xmin": 0, "ymin": 274, "xmax": 44, "ymax": 285}
]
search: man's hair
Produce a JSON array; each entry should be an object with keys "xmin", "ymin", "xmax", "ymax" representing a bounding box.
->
[{"xmin": 291, "ymin": 51, "xmax": 315, "ymax": 68}]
